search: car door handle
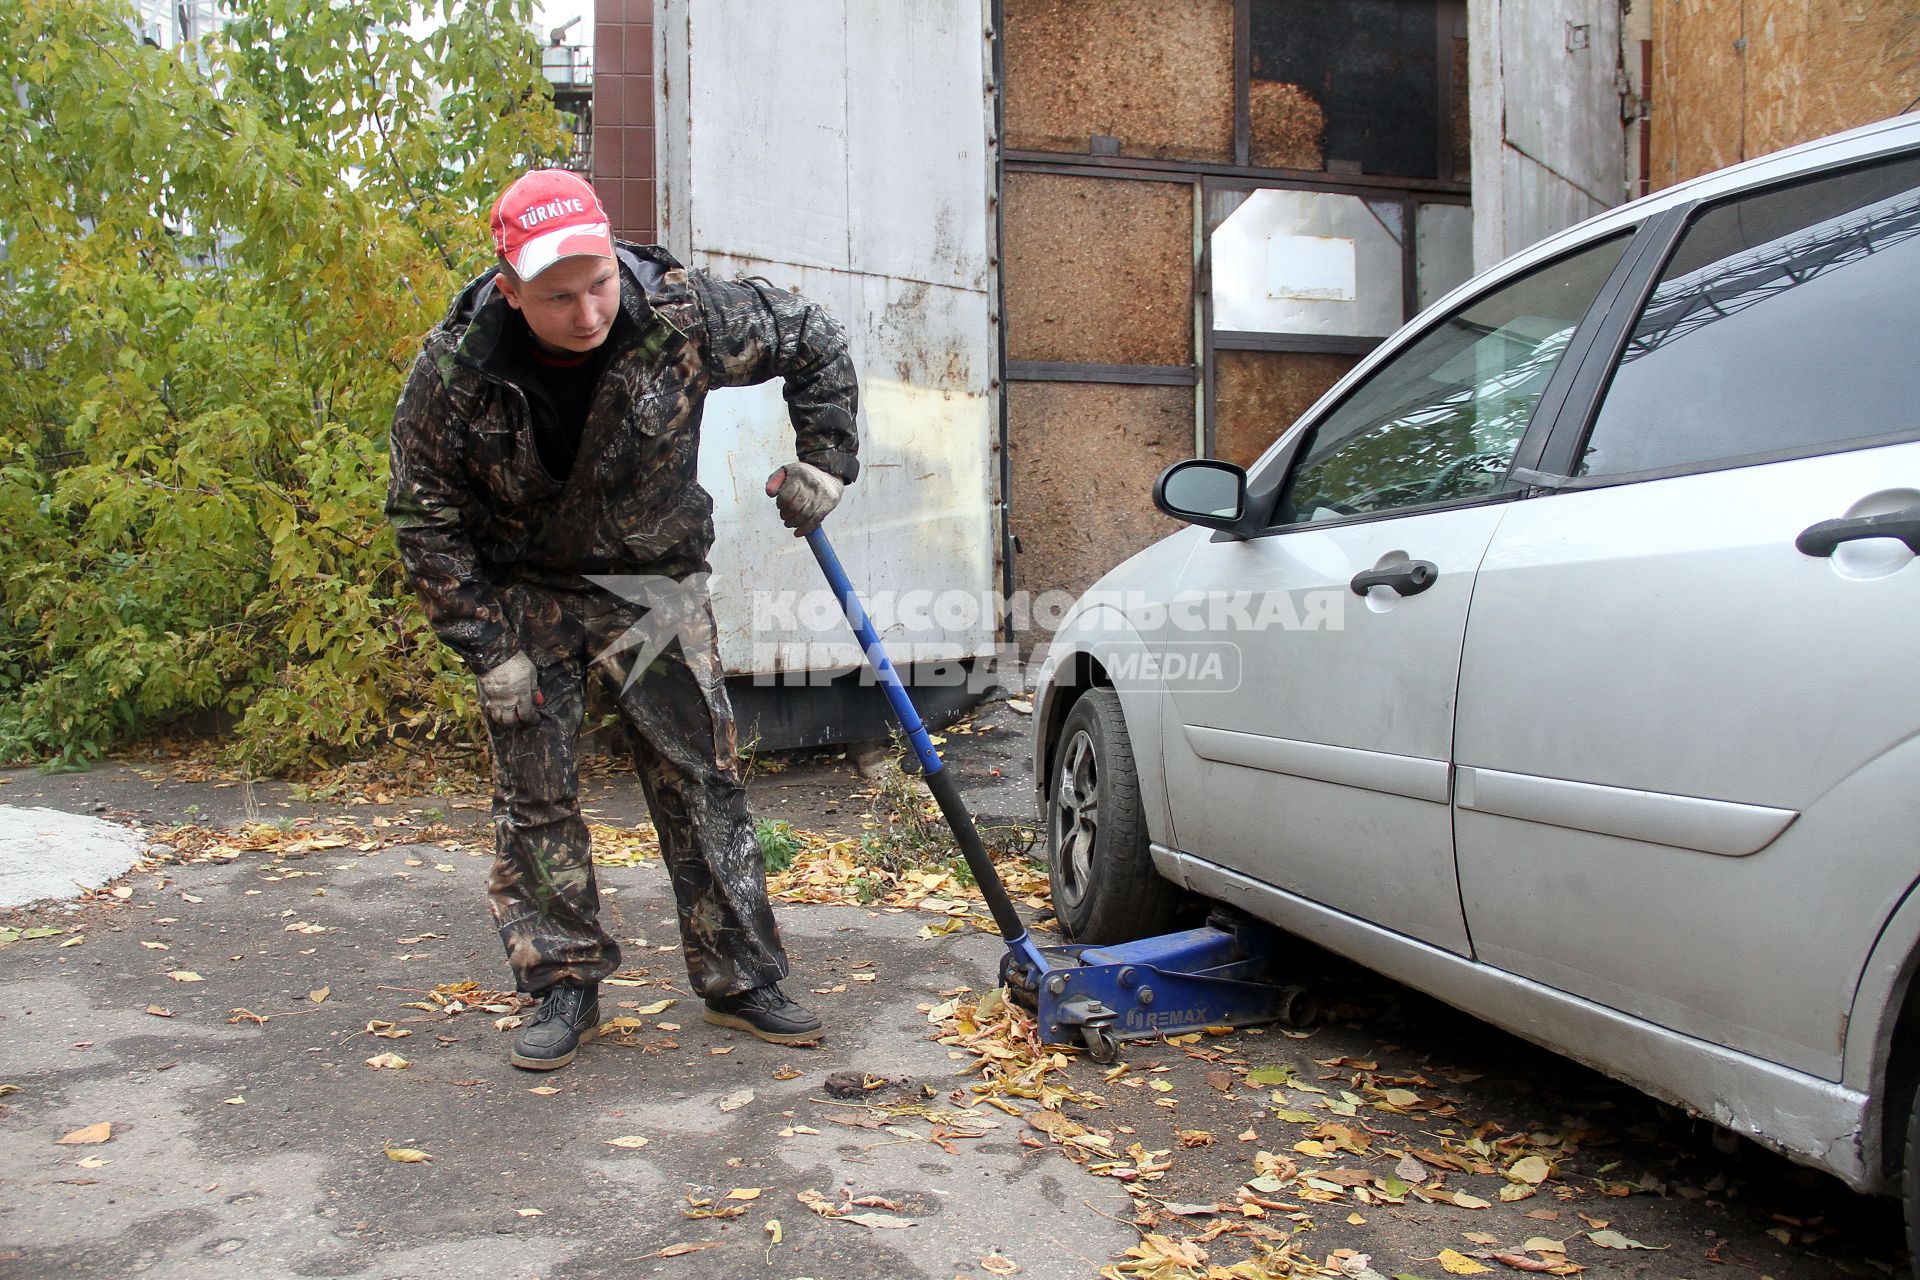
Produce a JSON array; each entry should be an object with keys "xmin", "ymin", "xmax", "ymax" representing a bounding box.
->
[
  {"xmin": 1795, "ymin": 505, "xmax": 1920, "ymax": 557},
  {"xmin": 1350, "ymin": 560, "xmax": 1438, "ymax": 597}
]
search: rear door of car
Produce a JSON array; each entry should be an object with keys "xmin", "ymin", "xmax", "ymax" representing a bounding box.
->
[
  {"xmin": 1452, "ymin": 141, "xmax": 1920, "ymax": 1079},
  {"xmin": 1159, "ymin": 227, "xmax": 1645, "ymax": 955}
]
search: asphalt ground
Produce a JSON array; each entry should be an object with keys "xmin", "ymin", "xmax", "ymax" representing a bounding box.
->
[{"xmin": 0, "ymin": 712, "xmax": 1908, "ymax": 1280}]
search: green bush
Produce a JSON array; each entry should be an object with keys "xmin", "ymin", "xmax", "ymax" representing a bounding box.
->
[{"xmin": 0, "ymin": 0, "xmax": 569, "ymax": 772}]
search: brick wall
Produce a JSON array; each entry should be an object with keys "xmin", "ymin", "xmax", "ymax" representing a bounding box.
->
[{"xmin": 592, "ymin": 0, "xmax": 656, "ymax": 244}]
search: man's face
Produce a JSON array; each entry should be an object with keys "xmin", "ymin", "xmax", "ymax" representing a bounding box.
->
[{"xmin": 498, "ymin": 254, "xmax": 620, "ymax": 356}]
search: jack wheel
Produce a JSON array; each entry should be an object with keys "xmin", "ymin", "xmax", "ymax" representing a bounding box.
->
[
  {"xmin": 1079, "ymin": 1025, "xmax": 1120, "ymax": 1063},
  {"xmin": 1276, "ymin": 986, "xmax": 1316, "ymax": 1028}
]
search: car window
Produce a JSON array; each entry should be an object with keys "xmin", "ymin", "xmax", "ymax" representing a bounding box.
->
[
  {"xmin": 1579, "ymin": 152, "xmax": 1920, "ymax": 478},
  {"xmin": 1275, "ymin": 233, "xmax": 1631, "ymax": 526}
]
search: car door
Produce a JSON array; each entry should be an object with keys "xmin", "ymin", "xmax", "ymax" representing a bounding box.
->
[
  {"xmin": 1454, "ymin": 146, "xmax": 1920, "ymax": 1078},
  {"xmin": 1161, "ymin": 231, "xmax": 1635, "ymax": 955}
]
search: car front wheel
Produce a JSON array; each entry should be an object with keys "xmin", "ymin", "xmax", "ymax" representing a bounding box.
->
[{"xmin": 1047, "ymin": 687, "xmax": 1182, "ymax": 943}]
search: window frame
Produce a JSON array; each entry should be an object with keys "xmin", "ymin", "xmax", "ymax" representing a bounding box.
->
[
  {"xmin": 1222, "ymin": 221, "xmax": 1658, "ymax": 541},
  {"xmin": 1523, "ymin": 144, "xmax": 1920, "ymax": 493}
]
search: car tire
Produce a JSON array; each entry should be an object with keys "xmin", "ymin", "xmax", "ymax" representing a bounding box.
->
[
  {"xmin": 1905, "ymin": 1077, "xmax": 1920, "ymax": 1277},
  {"xmin": 1047, "ymin": 687, "xmax": 1182, "ymax": 943}
]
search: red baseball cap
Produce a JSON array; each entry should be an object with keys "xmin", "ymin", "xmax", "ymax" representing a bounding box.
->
[{"xmin": 490, "ymin": 170, "xmax": 615, "ymax": 281}]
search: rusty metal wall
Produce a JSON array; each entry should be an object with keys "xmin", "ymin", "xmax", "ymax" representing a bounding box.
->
[
  {"xmin": 658, "ymin": 0, "xmax": 1000, "ymax": 674},
  {"xmin": 1650, "ymin": 0, "xmax": 1920, "ymax": 190},
  {"xmin": 1002, "ymin": 0, "xmax": 1234, "ymax": 161}
]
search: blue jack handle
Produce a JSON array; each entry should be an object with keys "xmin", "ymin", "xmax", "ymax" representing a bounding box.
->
[{"xmin": 804, "ymin": 527, "xmax": 1032, "ymax": 947}]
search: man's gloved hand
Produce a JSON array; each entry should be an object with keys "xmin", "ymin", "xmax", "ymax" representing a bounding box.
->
[
  {"xmin": 765, "ymin": 461, "xmax": 843, "ymax": 537},
  {"xmin": 477, "ymin": 651, "xmax": 543, "ymax": 725}
]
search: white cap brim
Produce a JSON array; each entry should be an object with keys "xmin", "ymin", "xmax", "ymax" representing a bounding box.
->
[{"xmin": 511, "ymin": 220, "xmax": 615, "ymax": 280}]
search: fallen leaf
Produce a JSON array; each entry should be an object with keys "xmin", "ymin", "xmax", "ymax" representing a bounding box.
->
[
  {"xmin": 1451, "ymin": 1192, "xmax": 1492, "ymax": 1210},
  {"xmin": 1487, "ymin": 1252, "xmax": 1569, "ymax": 1274},
  {"xmin": 1438, "ymin": 1249, "xmax": 1493, "ymax": 1275},
  {"xmin": 643, "ymin": 1242, "xmax": 726, "ymax": 1259},
  {"xmin": 772, "ymin": 1065, "xmax": 801, "ymax": 1081},
  {"xmin": 840, "ymin": 1212, "xmax": 915, "ymax": 1229},
  {"xmin": 364, "ymin": 1052, "xmax": 410, "ymax": 1070},
  {"xmin": 384, "ymin": 1145, "xmax": 432, "ymax": 1163},
  {"xmin": 166, "ymin": 971, "xmax": 203, "ymax": 983},
  {"xmin": 718, "ymin": 1088, "xmax": 754, "ymax": 1113},
  {"xmin": 516, "ymin": 1208, "xmax": 544, "ymax": 1217},
  {"xmin": 223, "ymin": 1096, "xmax": 245, "ymax": 1105},
  {"xmin": 1507, "ymin": 1155, "xmax": 1552, "ymax": 1185},
  {"xmin": 140, "ymin": 941, "xmax": 169, "ymax": 951},
  {"xmin": 982, "ymin": 1253, "xmax": 1020, "ymax": 1275},
  {"xmin": 144, "ymin": 1006, "xmax": 173, "ymax": 1018},
  {"xmin": 634, "ymin": 998, "xmax": 675, "ymax": 1016},
  {"xmin": 725, "ymin": 1187, "xmax": 762, "ymax": 1200},
  {"xmin": 1245, "ymin": 1066, "xmax": 1294, "ymax": 1087},
  {"xmin": 1498, "ymin": 1183, "xmax": 1537, "ymax": 1203},
  {"xmin": 605, "ymin": 1135, "xmax": 651, "ymax": 1149},
  {"xmin": 1521, "ymin": 1238, "xmax": 1566, "ymax": 1254},
  {"xmin": 765, "ymin": 1219, "xmax": 782, "ymax": 1245},
  {"xmin": 1587, "ymin": 1230, "xmax": 1664, "ymax": 1251},
  {"xmin": 365, "ymin": 1020, "xmax": 411, "ymax": 1039},
  {"xmin": 528, "ymin": 1086, "xmax": 560, "ymax": 1096},
  {"xmin": 308, "ymin": 987, "xmax": 330, "ymax": 1004},
  {"xmin": 56, "ymin": 1122, "xmax": 111, "ymax": 1145},
  {"xmin": 1395, "ymin": 1153, "xmax": 1431, "ymax": 1183},
  {"xmin": 76, "ymin": 1155, "xmax": 109, "ymax": 1169},
  {"xmin": 1464, "ymin": 1233, "xmax": 1500, "ymax": 1246}
]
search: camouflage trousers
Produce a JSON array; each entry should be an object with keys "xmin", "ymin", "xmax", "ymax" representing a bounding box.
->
[{"xmin": 481, "ymin": 581, "xmax": 787, "ymax": 999}]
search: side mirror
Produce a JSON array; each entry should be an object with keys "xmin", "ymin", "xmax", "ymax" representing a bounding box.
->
[{"xmin": 1154, "ymin": 459, "xmax": 1249, "ymax": 536}]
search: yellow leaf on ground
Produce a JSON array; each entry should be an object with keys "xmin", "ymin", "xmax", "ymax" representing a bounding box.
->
[
  {"xmin": 384, "ymin": 1145, "xmax": 432, "ymax": 1163},
  {"xmin": 528, "ymin": 1086, "xmax": 560, "ymax": 1096},
  {"xmin": 167, "ymin": 971, "xmax": 203, "ymax": 983},
  {"xmin": 725, "ymin": 1187, "xmax": 762, "ymax": 1200},
  {"xmin": 765, "ymin": 1219, "xmax": 782, "ymax": 1245},
  {"xmin": 308, "ymin": 987, "xmax": 330, "ymax": 1004},
  {"xmin": 1508, "ymin": 1155, "xmax": 1552, "ymax": 1184},
  {"xmin": 982, "ymin": 1252, "xmax": 1020, "ymax": 1275},
  {"xmin": 364, "ymin": 1053, "xmax": 410, "ymax": 1070},
  {"xmin": 56, "ymin": 1122, "xmax": 112, "ymax": 1145},
  {"xmin": 633, "ymin": 998, "xmax": 674, "ymax": 1016},
  {"xmin": 1438, "ymin": 1248, "xmax": 1493, "ymax": 1275},
  {"xmin": 606, "ymin": 1135, "xmax": 651, "ymax": 1149},
  {"xmin": 516, "ymin": 1208, "xmax": 544, "ymax": 1217}
]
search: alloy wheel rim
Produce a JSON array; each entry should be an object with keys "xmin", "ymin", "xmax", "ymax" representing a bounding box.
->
[{"xmin": 1052, "ymin": 728, "xmax": 1100, "ymax": 907}]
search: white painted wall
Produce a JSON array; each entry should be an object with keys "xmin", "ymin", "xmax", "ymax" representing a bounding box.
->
[
  {"xmin": 657, "ymin": 0, "xmax": 999, "ymax": 676},
  {"xmin": 1469, "ymin": 0, "xmax": 1627, "ymax": 271}
]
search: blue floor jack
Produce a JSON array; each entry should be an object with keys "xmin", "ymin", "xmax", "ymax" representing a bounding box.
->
[{"xmin": 806, "ymin": 528, "xmax": 1314, "ymax": 1061}]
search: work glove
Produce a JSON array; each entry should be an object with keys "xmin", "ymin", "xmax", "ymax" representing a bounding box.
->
[
  {"xmin": 765, "ymin": 460, "xmax": 843, "ymax": 537},
  {"xmin": 477, "ymin": 651, "xmax": 542, "ymax": 726}
]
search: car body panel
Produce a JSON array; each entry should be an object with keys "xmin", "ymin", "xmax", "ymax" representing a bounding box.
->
[
  {"xmin": 1150, "ymin": 843, "xmax": 1876, "ymax": 1189},
  {"xmin": 1454, "ymin": 444, "xmax": 1920, "ymax": 1079},
  {"xmin": 1160, "ymin": 503, "xmax": 1512, "ymax": 955}
]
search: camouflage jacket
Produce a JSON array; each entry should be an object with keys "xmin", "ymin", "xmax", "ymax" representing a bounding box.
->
[{"xmin": 386, "ymin": 243, "xmax": 860, "ymax": 674}]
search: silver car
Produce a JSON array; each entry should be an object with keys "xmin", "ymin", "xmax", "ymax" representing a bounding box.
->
[{"xmin": 1031, "ymin": 113, "xmax": 1920, "ymax": 1231}]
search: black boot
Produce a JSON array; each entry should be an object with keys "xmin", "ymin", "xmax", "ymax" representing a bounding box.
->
[
  {"xmin": 511, "ymin": 983, "xmax": 600, "ymax": 1070},
  {"xmin": 702, "ymin": 982, "xmax": 823, "ymax": 1043}
]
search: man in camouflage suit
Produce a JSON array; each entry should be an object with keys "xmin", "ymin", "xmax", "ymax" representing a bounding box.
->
[{"xmin": 387, "ymin": 169, "xmax": 858, "ymax": 1070}]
